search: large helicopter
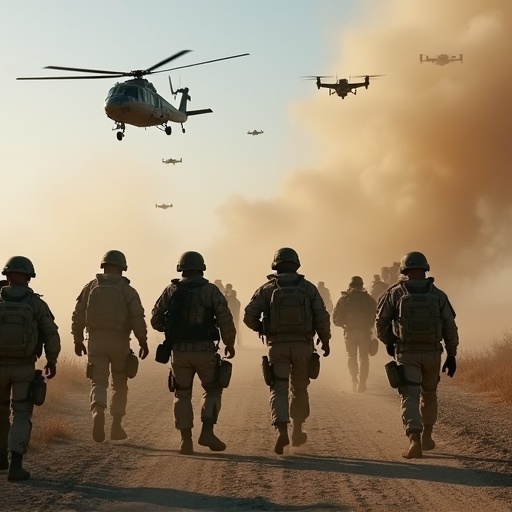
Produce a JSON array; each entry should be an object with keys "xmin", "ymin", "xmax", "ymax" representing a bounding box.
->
[
  {"xmin": 17, "ymin": 50, "xmax": 249, "ymax": 140},
  {"xmin": 303, "ymin": 74, "xmax": 382, "ymax": 99}
]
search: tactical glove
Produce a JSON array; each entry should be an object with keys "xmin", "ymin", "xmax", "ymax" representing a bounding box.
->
[
  {"xmin": 442, "ymin": 355, "xmax": 457, "ymax": 377},
  {"xmin": 139, "ymin": 342, "xmax": 149, "ymax": 360},
  {"xmin": 319, "ymin": 340, "xmax": 330, "ymax": 357},
  {"xmin": 44, "ymin": 362, "xmax": 57, "ymax": 379},
  {"xmin": 74, "ymin": 341, "xmax": 87, "ymax": 357},
  {"xmin": 386, "ymin": 343, "xmax": 395, "ymax": 358},
  {"xmin": 224, "ymin": 345, "xmax": 235, "ymax": 359}
]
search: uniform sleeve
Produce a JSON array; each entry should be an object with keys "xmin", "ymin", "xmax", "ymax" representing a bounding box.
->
[
  {"xmin": 310, "ymin": 285, "xmax": 331, "ymax": 342},
  {"xmin": 438, "ymin": 291, "xmax": 459, "ymax": 357},
  {"xmin": 126, "ymin": 287, "xmax": 148, "ymax": 344},
  {"xmin": 375, "ymin": 290, "xmax": 399, "ymax": 345},
  {"xmin": 243, "ymin": 287, "xmax": 266, "ymax": 333},
  {"xmin": 150, "ymin": 287, "xmax": 173, "ymax": 332},
  {"xmin": 35, "ymin": 298, "xmax": 61, "ymax": 365},
  {"xmin": 209, "ymin": 285, "xmax": 236, "ymax": 348},
  {"xmin": 71, "ymin": 283, "xmax": 90, "ymax": 343}
]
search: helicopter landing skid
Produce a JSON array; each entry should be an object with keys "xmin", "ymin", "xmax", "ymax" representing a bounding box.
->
[{"xmin": 112, "ymin": 122, "xmax": 126, "ymax": 141}]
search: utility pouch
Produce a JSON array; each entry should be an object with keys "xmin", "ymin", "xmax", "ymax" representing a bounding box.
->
[
  {"xmin": 168, "ymin": 369, "xmax": 176, "ymax": 393},
  {"xmin": 309, "ymin": 352, "xmax": 320, "ymax": 379},
  {"xmin": 125, "ymin": 350, "xmax": 139, "ymax": 379},
  {"xmin": 369, "ymin": 338, "xmax": 379, "ymax": 357},
  {"xmin": 385, "ymin": 360, "xmax": 403, "ymax": 389},
  {"xmin": 86, "ymin": 362, "xmax": 94, "ymax": 379},
  {"xmin": 261, "ymin": 355, "xmax": 274, "ymax": 387},
  {"xmin": 215, "ymin": 354, "xmax": 233, "ymax": 389},
  {"xmin": 155, "ymin": 341, "xmax": 172, "ymax": 364},
  {"xmin": 29, "ymin": 369, "xmax": 47, "ymax": 406}
]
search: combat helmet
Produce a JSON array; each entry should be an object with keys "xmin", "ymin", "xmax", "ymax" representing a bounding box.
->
[
  {"xmin": 177, "ymin": 251, "xmax": 206, "ymax": 272},
  {"xmin": 100, "ymin": 250, "xmax": 127, "ymax": 271},
  {"xmin": 2, "ymin": 256, "xmax": 36, "ymax": 278},
  {"xmin": 271, "ymin": 248, "xmax": 301, "ymax": 270},
  {"xmin": 349, "ymin": 276, "xmax": 364, "ymax": 288},
  {"xmin": 399, "ymin": 251, "xmax": 430, "ymax": 274}
]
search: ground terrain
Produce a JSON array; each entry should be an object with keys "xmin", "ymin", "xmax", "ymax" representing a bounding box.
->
[{"xmin": 1, "ymin": 336, "xmax": 511, "ymax": 512}]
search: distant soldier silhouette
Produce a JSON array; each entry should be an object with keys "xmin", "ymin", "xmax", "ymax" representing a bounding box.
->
[{"xmin": 317, "ymin": 281, "xmax": 333, "ymax": 315}]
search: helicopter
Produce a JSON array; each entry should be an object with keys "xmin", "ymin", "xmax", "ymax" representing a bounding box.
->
[
  {"xmin": 303, "ymin": 74, "xmax": 382, "ymax": 99},
  {"xmin": 420, "ymin": 53, "xmax": 463, "ymax": 66},
  {"xmin": 17, "ymin": 50, "xmax": 249, "ymax": 141},
  {"xmin": 162, "ymin": 157, "xmax": 182, "ymax": 165},
  {"xmin": 155, "ymin": 203, "xmax": 173, "ymax": 209},
  {"xmin": 247, "ymin": 130, "xmax": 264, "ymax": 135}
]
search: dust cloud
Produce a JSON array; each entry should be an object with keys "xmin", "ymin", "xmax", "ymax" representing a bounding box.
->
[{"xmin": 208, "ymin": 0, "xmax": 512, "ymax": 347}]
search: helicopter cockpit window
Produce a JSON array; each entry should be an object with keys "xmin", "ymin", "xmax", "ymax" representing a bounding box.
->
[{"xmin": 121, "ymin": 86, "xmax": 140, "ymax": 100}]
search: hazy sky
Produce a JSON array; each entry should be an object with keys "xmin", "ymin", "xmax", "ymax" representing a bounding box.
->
[{"xmin": 2, "ymin": 0, "xmax": 512, "ymax": 349}]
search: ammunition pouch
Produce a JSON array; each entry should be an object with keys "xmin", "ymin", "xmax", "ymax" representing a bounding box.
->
[
  {"xmin": 168, "ymin": 369, "xmax": 176, "ymax": 393},
  {"xmin": 29, "ymin": 369, "xmax": 46, "ymax": 406},
  {"xmin": 308, "ymin": 352, "xmax": 320, "ymax": 379},
  {"xmin": 369, "ymin": 338, "xmax": 379, "ymax": 357},
  {"xmin": 215, "ymin": 354, "xmax": 233, "ymax": 388},
  {"xmin": 262, "ymin": 355, "xmax": 274, "ymax": 387},
  {"xmin": 385, "ymin": 360, "xmax": 402, "ymax": 389},
  {"xmin": 155, "ymin": 340, "xmax": 172, "ymax": 364},
  {"xmin": 86, "ymin": 362, "xmax": 94, "ymax": 379},
  {"xmin": 125, "ymin": 350, "xmax": 139, "ymax": 379}
]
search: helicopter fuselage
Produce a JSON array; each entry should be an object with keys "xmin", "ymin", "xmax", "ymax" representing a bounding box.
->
[{"xmin": 104, "ymin": 78, "xmax": 186, "ymax": 127}]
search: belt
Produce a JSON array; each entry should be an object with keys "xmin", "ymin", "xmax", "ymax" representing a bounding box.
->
[{"xmin": 172, "ymin": 341, "xmax": 216, "ymax": 352}]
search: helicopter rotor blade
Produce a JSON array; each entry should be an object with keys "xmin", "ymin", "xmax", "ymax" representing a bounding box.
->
[
  {"xmin": 155, "ymin": 53, "xmax": 249, "ymax": 74},
  {"xmin": 145, "ymin": 50, "xmax": 193, "ymax": 73},
  {"xmin": 44, "ymin": 65, "xmax": 126, "ymax": 75},
  {"xmin": 17, "ymin": 74, "xmax": 126, "ymax": 80}
]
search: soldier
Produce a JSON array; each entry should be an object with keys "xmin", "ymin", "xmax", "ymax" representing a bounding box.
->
[
  {"xmin": 0, "ymin": 256, "xmax": 60, "ymax": 481},
  {"xmin": 213, "ymin": 279, "xmax": 225, "ymax": 296},
  {"xmin": 376, "ymin": 251, "xmax": 458, "ymax": 459},
  {"xmin": 151, "ymin": 251, "xmax": 236, "ymax": 455},
  {"xmin": 317, "ymin": 281, "xmax": 333, "ymax": 315},
  {"xmin": 370, "ymin": 274, "xmax": 388, "ymax": 302},
  {"xmin": 243, "ymin": 248, "xmax": 331, "ymax": 455},
  {"xmin": 71, "ymin": 250, "xmax": 149, "ymax": 443},
  {"xmin": 225, "ymin": 287, "xmax": 242, "ymax": 345},
  {"xmin": 332, "ymin": 276, "xmax": 377, "ymax": 393}
]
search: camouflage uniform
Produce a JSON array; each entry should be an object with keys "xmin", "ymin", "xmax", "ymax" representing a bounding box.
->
[
  {"xmin": 376, "ymin": 277, "xmax": 458, "ymax": 435},
  {"xmin": 333, "ymin": 282, "xmax": 376, "ymax": 392},
  {"xmin": 244, "ymin": 273, "xmax": 331, "ymax": 427},
  {"xmin": 151, "ymin": 277, "xmax": 236, "ymax": 431},
  {"xmin": 71, "ymin": 273, "xmax": 147, "ymax": 421},
  {"xmin": 0, "ymin": 255, "xmax": 60, "ymax": 480}
]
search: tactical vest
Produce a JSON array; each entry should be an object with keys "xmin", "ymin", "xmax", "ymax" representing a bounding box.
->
[
  {"xmin": 268, "ymin": 279, "xmax": 312, "ymax": 335},
  {"xmin": 396, "ymin": 282, "xmax": 443, "ymax": 343},
  {"xmin": 340, "ymin": 291, "xmax": 375, "ymax": 329},
  {"xmin": 85, "ymin": 280, "xmax": 129, "ymax": 331},
  {"xmin": 165, "ymin": 281, "xmax": 218, "ymax": 342},
  {"xmin": 0, "ymin": 291, "xmax": 38, "ymax": 358}
]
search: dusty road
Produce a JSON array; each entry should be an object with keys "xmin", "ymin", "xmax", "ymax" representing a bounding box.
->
[{"xmin": 2, "ymin": 335, "xmax": 511, "ymax": 512}]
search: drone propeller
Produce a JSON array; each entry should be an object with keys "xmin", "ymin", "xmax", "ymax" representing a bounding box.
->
[
  {"xmin": 352, "ymin": 74, "xmax": 385, "ymax": 78},
  {"xmin": 17, "ymin": 50, "xmax": 248, "ymax": 81},
  {"xmin": 301, "ymin": 75, "xmax": 334, "ymax": 80}
]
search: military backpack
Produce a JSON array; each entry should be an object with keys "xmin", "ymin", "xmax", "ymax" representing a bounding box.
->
[
  {"xmin": 340, "ymin": 291, "xmax": 375, "ymax": 330},
  {"xmin": 267, "ymin": 279, "xmax": 312, "ymax": 335},
  {"xmin": 0, "ymin": 290, "xmax": 38, "ymax": 358},
  {"xmin": 396, "ymin": 282, "xmax": 442, "ymax": 343},
  {"xmin": 85, "ymin": 280, "xmax": 129, "ymax": 331}
]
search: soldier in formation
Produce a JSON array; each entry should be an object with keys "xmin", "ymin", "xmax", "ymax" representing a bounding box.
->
[
  {"xmin": 333, "ymin": 276, "xmax": 377, "ymax": 393},
  {"xmin": 243, "ymin": 248, "xmax": 331, "ymax": 454},
  {"xmin": 0, "ymin": 256, "xmax": 60, "ymax": 481},
  {"xmin": 317, "ymin": 281, "xmax": 333, "ymax": 315},
  {"xmin": 224, "ymin": 284, "xmax": 242, "ymax": 345},
  {"xmin": 376, "ymin": 251, "xmax": 458, "ymax": 459},
  {"xmin": 370, "ymin": 274, "xmax": 388, "ymax": 302},
  {"xmin": 151, "ymin": 251, "xmax": 236, "ymax": 455},
  {"xmin": 71, "ymin": 250, "xmax": 149, "ymax": 443}
]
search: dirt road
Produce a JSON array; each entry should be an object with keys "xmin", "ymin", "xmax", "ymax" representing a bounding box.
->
[{"xmin": 2, "ymin": 337, "xmax": 511, "ymax": 511}]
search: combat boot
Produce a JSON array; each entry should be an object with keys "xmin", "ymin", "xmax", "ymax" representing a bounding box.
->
[
  {"xmin": 351, "ymin": 380, "xmax": 358, "ymax": 393},
  {"xmin": 7, "ymin": 452, "xmax": 30, "ymax": 481},
  {"xmin": 179, "ymin": 428, "xmax": 194, "ymax": 455},
  {"xmin": 198, "ymin": 421, "xmax": 226, "ymax": 452},
  {"xmin": 92, "ymin": 407, "xmax": 105, "ymax": 443},
  {"xmin": 402, "ymin": 432, "xmax": 423, "ymax": 459},
  {"xmin": 357, "ymin": 381, "xmax": 367, "ymax": 393},
  {"xmin": 110, "ymin": 416, "xmax": 128, "ymax": 441},
  {"xmin": 274, "ymin": 422, "xmax": 290, "ymax": 455},
  {"xmin": 421, "ymin": 425, "xmax": 436, "ymax": 451},
  {"xmin": 0, "ymin": 452, "xmax": 8, "ymax": 471},
  {"xmin": 0, "ymin": 417, "xmax": 9, "ymax": 470},
  {"xmin": 291, "ymin": 422, "xmax": 307, "ymax": 447}
]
